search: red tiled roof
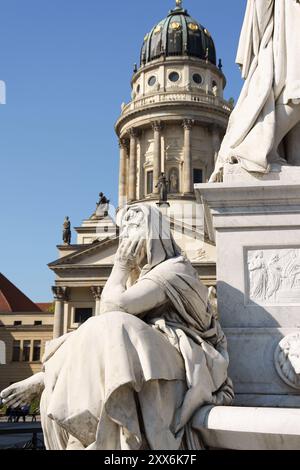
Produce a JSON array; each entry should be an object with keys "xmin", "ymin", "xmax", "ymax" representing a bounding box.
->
[
  {"xmin": 36, "ymin": 303, "xmax": 53, "ymax": 312},
  {"xmin": 0, "ymin": 273, "xmax": 42, "ymax": 313}
]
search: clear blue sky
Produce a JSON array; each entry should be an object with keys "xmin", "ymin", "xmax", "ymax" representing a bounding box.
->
[{"xmin": 0, "ymin": 0, "xmax": 245, "ymax": 301}]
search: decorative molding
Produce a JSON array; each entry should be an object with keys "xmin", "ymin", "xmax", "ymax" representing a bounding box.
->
[
  {"xmin": 119, "ymin": 138, "xmax": 130, "ymax": 150},
  {"xmin": 275, "ymin": 332, "xmax": 300, "ymax": 390},
  {"xmin": 151, "ymin": 121, "xmax": 163, "ymax": 132},
  {"xmin": 183, "ymin": 119, "xmax": 195, "ymax": 131},
  {"xmin": 129, "ymin": 127, "xmax": 139, "ymax": 138},
  {"xmin": 52, "ymin": 286, "xmax": 69, "ymax": 301},
  {"xmin": 194, "ymin": 248, "xmax": 208, "ymax": 262}
]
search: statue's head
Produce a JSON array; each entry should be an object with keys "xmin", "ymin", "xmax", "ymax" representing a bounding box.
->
[
  {"xmin": 120, "ymin": 206, "xmax": 147, "ymax": 240},
  {"xmin": 119, "ymin": 206, "xmax": 147, "ymax": 268},
  {"xmin": 118, "ymin": 204, "xmax": 181, "ymax": 274},
  {"xmin": 99, "ymin": 192, "xmax": 103, "ymax": 197}
]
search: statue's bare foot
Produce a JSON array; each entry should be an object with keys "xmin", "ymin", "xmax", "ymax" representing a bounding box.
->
[{"xmin": 0, "ymin": 372, "xmax": 44, "ymax": 408}]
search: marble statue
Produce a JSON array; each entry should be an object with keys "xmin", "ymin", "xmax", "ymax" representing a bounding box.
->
[
  {"xmin": 211, "ymin": 0, "xmax": 300, "ymax": 182},
  {"xmin": 169, "ymin": 169, "xmax": 179, "ymax": 193},
  {"xmin": 62, "ymin": 217, "xmax": 71, "ymax": 245},
  {"xmin": 156, "ymin": 173, "xmax": 169, "ymax": 203},
  {"xmin": 0, "ymin": 204, "xmax": 233, "ymax": 450},
  {"xmin": 91, "ymin": 192, "xmax": 110, "ymax": 218},
  {"xmin": 96, "ymin": 192, "xmax": 110, "ymax": 208}
]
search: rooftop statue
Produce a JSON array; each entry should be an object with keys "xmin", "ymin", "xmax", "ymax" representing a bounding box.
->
[
  {"xmin": 62, "ymin": 216, "xmax": 71, "ymax": 245},
  {"xmin": 91, "ymin": 192, "xmax": 110, "ymax": 219},
  {"xmin": 1, "ymin": 205, "xmax": 233, "ymax": 450},
  {"xmin": 96, "ymin": 192, "xmax": 110, "ymax": 208},
  {"xmin": 211, "ymin": 0, "xmax": 300, "ymax": 182}
]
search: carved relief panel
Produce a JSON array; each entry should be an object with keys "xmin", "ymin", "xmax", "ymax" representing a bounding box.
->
[{"xmin": 245, "ymin": 247, "xmax": 300, "ymax": 305}]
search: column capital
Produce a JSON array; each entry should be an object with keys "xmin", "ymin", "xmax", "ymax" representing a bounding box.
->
[
  {"xmin": 90, "ymin": 286, "xmax": 103, "ymax": 300},
  {"xmin": 183, "ymin": 119, "xmax": 194, "ymax": 131},
  {"xmin": 151, "ymin": 121, "xmax": 164, "ymax": 132},
  {"xmin": 129, "ymin": 127, "xmax": 139, "ymax": 138},
  {"xmin": 119, "ymin": 137, "xmax": 130, "ymax": 150},
  {"xmin": 52, "ymin": 286, "xmax": 69, "ymax": 301}
]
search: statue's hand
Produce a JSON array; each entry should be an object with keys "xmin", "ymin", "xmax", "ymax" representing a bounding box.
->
[
  {"xmin": 0, "ymin": 373, "xmax": 44, "ymax": 408},
  {"xmin": 116, "ymin": 238, "xmax": 144, "ymax": 271}
]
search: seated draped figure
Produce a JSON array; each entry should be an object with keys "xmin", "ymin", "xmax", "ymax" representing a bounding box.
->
[{"xmin": 0, "ymin": 204, "xmax": 233, "ymax": 450}]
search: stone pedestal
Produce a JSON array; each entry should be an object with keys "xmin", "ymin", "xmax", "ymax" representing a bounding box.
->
[
  {"xmin": 195, "ymin": 165, "xmax": 300, "ymax": 407},
  {"xmin": 193, "ymin": 405, "xmax": 300, "ymax": 450}
]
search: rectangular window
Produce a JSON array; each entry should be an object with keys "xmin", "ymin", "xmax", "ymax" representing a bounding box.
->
[
  {"xmin": 32, "ymin": 340, "xmax": 41, "ymax": 362},
  {"xmin": 14, "ymin": 321, "xmax": 22, "ymax": 326},
  {"xmin": 193, "ymin": 168, "xmax": 203, "ymax": 184},
  {"xmin": 34, "ymin": 321, "xmax": 42, "ymax": 326},
  {"xmin": 22, "ymin": 340, "xmax": 31, "ymax": 362},
  {"xmin": 0, "ymin": 340, "xmax": 5, "ymax": 365},
  {"xmin": 12, "ymin": 341, "xmax": 21, "ymax": 362},
  {"xmin": 74, "ymin": 308, "xmax": 93, "ymax": 324},
  {"xmin": 146, "ymin": 171, "xmax": 153, "ymax": 195}
]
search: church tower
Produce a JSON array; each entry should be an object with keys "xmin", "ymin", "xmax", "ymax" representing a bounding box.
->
[
  {"xmin": 115, "ymin": 1, "xmax": 231, "ymax": 210},
  {"xmin": 48, "ymin": 1, "xmax": 230, "ymax": 339}
]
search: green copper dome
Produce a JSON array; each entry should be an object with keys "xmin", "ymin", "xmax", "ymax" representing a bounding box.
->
[{"xmin": 140, "ymin": 6, "xmax": 217, "ymax": 66}]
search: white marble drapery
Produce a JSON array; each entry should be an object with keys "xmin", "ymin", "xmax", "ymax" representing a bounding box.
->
[
  {"xmin": 212, "ymin": 0, "xmax": 300, "ymax": 176},
  {"xmin": 40, "ymin": 205, "xmax": 233, "ymax": 450}
]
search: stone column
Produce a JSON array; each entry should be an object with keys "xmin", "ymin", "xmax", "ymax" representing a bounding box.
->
[
  {"xmin": 52, "ymin": 286, "xmax": 69, "ymax": 339},
  {"xmin": 212, "ymin": 125, "xmax": 221, "ymax": 164},
  {"xmin": 91, "ymin": 286, "xmax": 103, "ymax": 316},
  {"xmin": 118, "ymin": 138, "xmax": 129, "ymax": 207},
  {"xmin": 152, "ymin": 121, "xmax": 163, "ymax": 194},
  {"xmin": 183, "ymin": 119, "xmax": 194, "ymax": 193},
  {"xmin": 128, "ymin": 128, "xmax": 138, "ymax": 202},
  {"xmin": 209, "ymin": 125, "xmax": 222, "ymax": 180}
]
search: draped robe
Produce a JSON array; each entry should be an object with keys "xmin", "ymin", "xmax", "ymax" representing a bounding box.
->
[
  {"xmin": 214, "ymin": 0, "xmax": 300, "ymax": 174},
  {"xmin": 40, "ymin": 205, "xmax": 233, "ymax": 451}
]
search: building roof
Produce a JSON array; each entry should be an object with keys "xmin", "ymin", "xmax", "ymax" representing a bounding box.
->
[
  {"xmin": 0, "ymin": 273, "xmax": 43, "ymax": 313},
  {"xmin": 36, "ymin": 303, "xmax": 53, "ymax": 312},
  {"xmin": 140, "ymin": 4, "xmax": 217, "ymax": 66}
]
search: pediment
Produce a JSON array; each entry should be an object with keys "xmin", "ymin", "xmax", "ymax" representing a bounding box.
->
[
  {"xmin": 48, "ymin": 219, "xmax": 214, "ymax": 271},
  {"xmin": 49, "ymin": 237, "xmax": 119, "ymax": 269}
]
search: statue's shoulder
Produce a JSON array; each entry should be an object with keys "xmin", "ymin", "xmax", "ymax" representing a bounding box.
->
[{"xmin": 149, "ymin": 255, "xmax": 188, "ymax": 278}]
